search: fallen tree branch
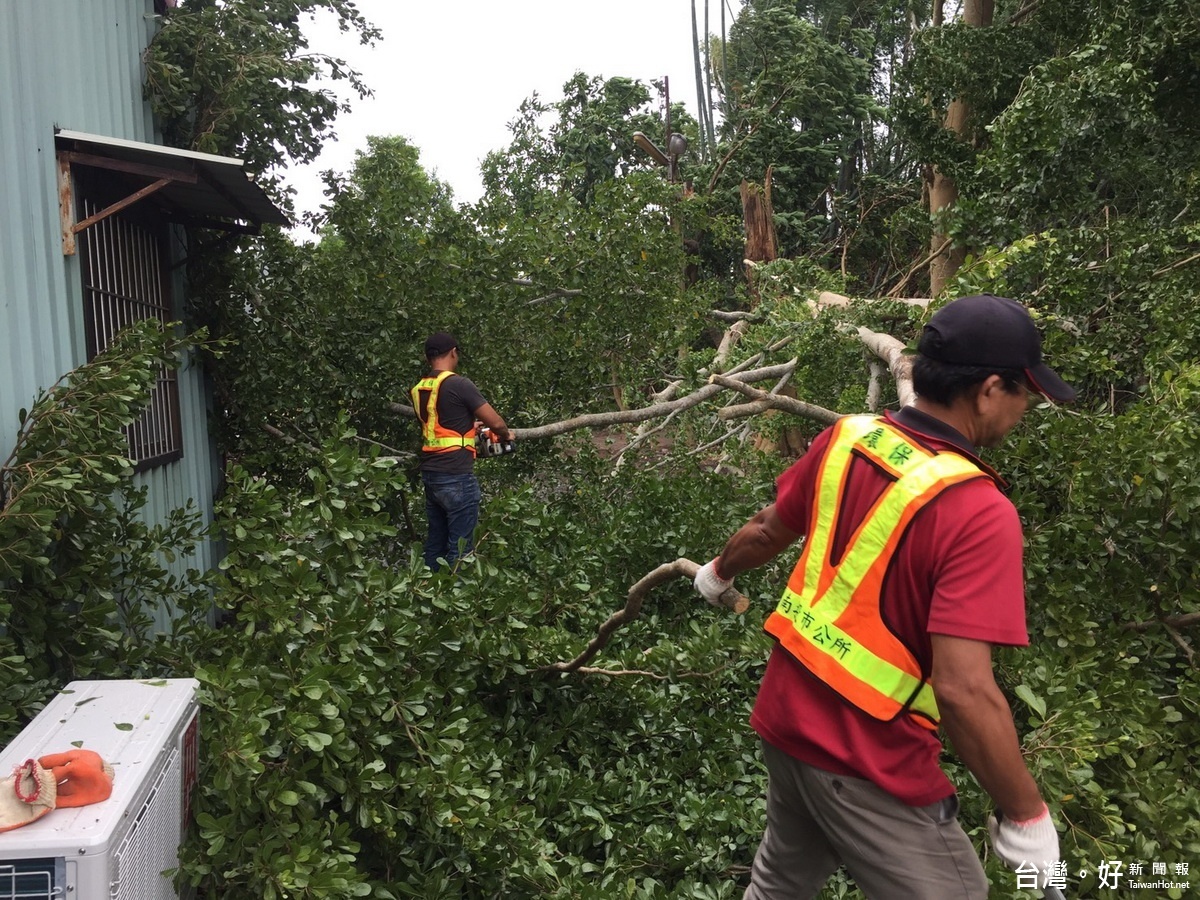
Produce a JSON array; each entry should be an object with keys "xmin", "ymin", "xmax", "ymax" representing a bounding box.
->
[
  {"xmin": 1152, "ymin": 251, "xmax": 1200, "ymax": 279},
  {"xmin": 710, "ymin": 373, "xmax": 842, "ymax": 425},
  {"xmin": 1165, "ymin": 624, "xmax": 1196, "ymax": 666},
  {"xmin": 856, "ymin": 326, "xmax": 916, "ymax": 407},
  {"xmin": 569, "ymin": 665, "xmax": 728, "ymax": 680},
  {"xmin": 613, "ymin": 407, "xmax": 684, "ymax": 466},
  {"xmin": 611, "ymin": 377, "xmax": 689, "ymax": 472},
  {"xmin": 350, "ymin": 434, "xmax": 414, "ymax": 459},
  {"xmin": 387, "ymin": 311, "xmax": 910, "ymax": 442},
  {"xmin": 709, "ymin": 309, "xmax": 762, "ymax": 323},
  {"xmin": 1123, "ymin": 613, "xmax": 1198, "ymax": 666},
  {"xmin": 1122, "ymin": 612, "xmax": 1200, "ymax": 632},
  {"xmin": 814, "ymin": 291, "xmax": 931, "ymax": 311},
  {"xmin": 263, "ymin": 422, "xmax": 320, "ymax": 454},
  {"xmin": 540, "ymin": 558, "xmax": 749, "ymax": 674},
  {"xmin": 713, "ymin": 319, "xmax": 751, "ymax": 370},
  {"xmin": 527, "ymin": 288, "xmax": 584, "ymax": 305},
  {"xmin": 390, "ymin": 362, "xmax": 800, "ymax": 440},
  {"xmin": 650, "ymin": 421, "xmax": 752, "ymax": 472},
  {"xmin": 866, "ymin": 360, "xmax": 886, "ymax": 412}
]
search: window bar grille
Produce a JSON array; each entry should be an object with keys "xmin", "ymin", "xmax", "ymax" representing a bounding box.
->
[{"xmin": 80, "ymin": 198, "xmax": 182, "ymax": 468}]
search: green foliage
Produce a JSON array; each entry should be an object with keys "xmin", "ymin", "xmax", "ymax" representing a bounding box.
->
[
  {"xmin": 709, "ymin": 3, "xmax": 877, "ymax": 256},
  {"xmin": 194, "ymin": 132, "xmax": 709, "ymax": 485},
  {"xmin": 191, "ymin": 137, "xmax": 462, "ymax": 479},
  {"xmin": 0, "ymin": 320, "xmax": 209, "ymax": 744},
  {"xmin": 955, "ymin": 372, "xmax": 1200, "ymax": 897},
  {"xmin": 481, "ymin": 72, "xmax": 691, "ymax": 209},
  {"xmin": 968, "ymin": 0, "xmax": 1200, "ymax": 240},
  {"xmin": 144, "ymin": 0, "xmax": 380, "ymax": 201},
  {"xmin": 154, "ymin": 432, "xmax": 784, "ymax": 898}
]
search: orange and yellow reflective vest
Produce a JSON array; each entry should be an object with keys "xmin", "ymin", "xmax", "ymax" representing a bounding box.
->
[
  {"xmin": 764, "ymin": 415, "xmax": 990, "ymax": 730},
  {"xmin": 410, "ymin": 370, "xmax": 477, "ymax": 455}
]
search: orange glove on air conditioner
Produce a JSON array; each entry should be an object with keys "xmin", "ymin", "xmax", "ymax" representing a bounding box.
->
[
  {"xmin": 38, "ymin": 749, "xmax": 114, "ymax": 808},
  {"xmin": 0, "ymin": 759, "xmax": 56, "ymax": 832}
]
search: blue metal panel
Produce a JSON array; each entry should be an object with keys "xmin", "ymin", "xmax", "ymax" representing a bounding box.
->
[{"xmin": 0, "ymin": 0, "xmax": 222, "ymax": 613}]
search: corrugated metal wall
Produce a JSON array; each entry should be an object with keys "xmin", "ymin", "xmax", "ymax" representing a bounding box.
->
[{"xmin": 0, "ymin": 0, "xmax": 221, "ymax": 629}]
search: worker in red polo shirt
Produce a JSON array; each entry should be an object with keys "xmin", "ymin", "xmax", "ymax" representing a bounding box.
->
[{"xmin": 695, "ymin": 294, "xmax": 1074, "ymax": 899}]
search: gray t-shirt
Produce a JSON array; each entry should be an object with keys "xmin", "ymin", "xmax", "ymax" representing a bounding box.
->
[{"xmin": 414, "ymin": 372, "xmax": 487, "ymax": 474}]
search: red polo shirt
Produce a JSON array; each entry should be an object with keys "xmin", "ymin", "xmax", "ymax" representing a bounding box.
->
[{"xmin": 749, "ymin": 407, "xmax": 1029, "ymax": 806}]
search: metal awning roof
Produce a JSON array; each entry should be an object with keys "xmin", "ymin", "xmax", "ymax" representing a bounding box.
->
[{"xmin": 55, "ymin": 129, "xmax": 289, "ymax": 230}]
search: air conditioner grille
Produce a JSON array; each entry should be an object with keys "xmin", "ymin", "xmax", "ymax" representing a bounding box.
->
[
  {"xmin": 0, "ymin": 859, "xmax": 64, "ymax": 900},
  {"xmin": 111, "ymin": 745, "xmax": 181, "ymax": 900}
]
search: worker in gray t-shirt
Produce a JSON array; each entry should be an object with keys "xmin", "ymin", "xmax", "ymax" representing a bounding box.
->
[{"xmin": 409, "ymin": 332, "xmax": 511, "ymax": 570}]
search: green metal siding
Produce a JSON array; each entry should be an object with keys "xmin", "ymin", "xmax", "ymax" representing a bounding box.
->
[{"xmin": 0, "ymin": 0, "xmax": 221, "ymax": 627}]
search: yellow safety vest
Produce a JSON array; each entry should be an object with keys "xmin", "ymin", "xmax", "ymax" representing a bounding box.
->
[
  {"xmin": 764, "ymin": 415, "xmax": 989, "ymax": 730},
  {"xmin": 410, "ymin": 370, "xmax": 476, "ymax": 455}
]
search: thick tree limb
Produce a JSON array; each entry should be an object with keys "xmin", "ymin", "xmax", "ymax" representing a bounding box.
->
[
  {"xmin": 1152, "ymin": 251, "xmax": 1200, "ymax": 278},
  {"xmin": 709, "ymin": 373, "xmax": 842, "ymax": 425},
  {"xmin": 856, "ymin": 326, "xmax": 916, "ymax": 407},
  {"xmin": 1165, "ymin": 625, "xmax": 1196, "ymax": 666},
  {"xmin": 389, "ymin": 296, "xmax": 921, "ymax": 442},
  {"xmin": 709, "ymin": 309, "xmax": 762, "ymax": 323},
  {"xmin": 540, "ymin": 558, "xmax": 749, "ymax": 674},
  {"xmin": 815, "ymin": 290, "xmax": 931, "ymax": 310},
  {"xmin": 866, "ymin": 360, "xmax": 886, "ymax": 412},
  {"xmin": 713, "ymin": 319, "xmax": 751, "ymax": 370}
]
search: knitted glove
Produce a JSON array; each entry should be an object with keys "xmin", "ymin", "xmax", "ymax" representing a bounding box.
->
[
  {"xmin": 38, "ymin": 749, "xmax": 114, "ymax": 808},
  {"xmin": 0, "ymin": 759, "xmax": 56, "ymax": 833},
  {"xmin": 987, "ymin": 804, "xmax": 1060, "ymax": 887},
  {"xmin": 694, "ymin": 558, "xmax": 734, "ymax": 606}
]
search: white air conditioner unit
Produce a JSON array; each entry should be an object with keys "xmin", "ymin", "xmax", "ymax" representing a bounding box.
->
[{"xmin": 0, "ymin": 678, "xmax": 199, "ymax": 900}]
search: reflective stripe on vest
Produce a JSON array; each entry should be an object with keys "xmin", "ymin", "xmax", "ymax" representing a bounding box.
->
[
  {"xmin": 410, "ymin": 370, "xmax": 477, "ymax": 454},
  {"xmin": 764, "ymin": 415, "xmax": 988, "ymax": 730}
]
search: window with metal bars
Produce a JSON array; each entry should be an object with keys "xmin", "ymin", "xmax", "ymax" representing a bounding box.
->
[{"xmin": 76, "ymin": 179, "xmax": 183, "ymax": 471}]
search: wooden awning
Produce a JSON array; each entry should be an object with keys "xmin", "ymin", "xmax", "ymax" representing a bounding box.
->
[{"xmin": 55, "ymin": 129, "xmax": 288, "ymax": 255}]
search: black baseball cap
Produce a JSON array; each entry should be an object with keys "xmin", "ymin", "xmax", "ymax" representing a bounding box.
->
[
  {"xmin": 423, "ymin": 332, "xmax": 458, "ymax": 359},
  {"xmin": 918, "ymin": 294, "xmax": 1076, "ymax": 402}
]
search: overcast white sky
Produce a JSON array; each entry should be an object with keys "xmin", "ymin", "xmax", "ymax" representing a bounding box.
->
[{"xmin": 286, "ymin": 1, "xmax": 742, "ymax": 223}]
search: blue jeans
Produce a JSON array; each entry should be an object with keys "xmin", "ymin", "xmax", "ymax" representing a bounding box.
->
[{"xmin": 421, "ymin": 471, "xmax": 481, "ymax": 570}]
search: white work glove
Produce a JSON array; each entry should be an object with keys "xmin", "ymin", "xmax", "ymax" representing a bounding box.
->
[
  {"xmin": 987, "ymin": 804, "xmax": 1060, "ymax": 887},
  {"xmin": 694, "ymin": 558, "xmax": 734, "ymax": 607},
  {"xmin": 0, "ymin": 759, "xmax": 57, "ymax": 833}
]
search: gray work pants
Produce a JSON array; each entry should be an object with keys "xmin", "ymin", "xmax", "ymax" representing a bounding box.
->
[{"xmin": 744, "ymin": 740, "xmax": 989, "ymax": 900}]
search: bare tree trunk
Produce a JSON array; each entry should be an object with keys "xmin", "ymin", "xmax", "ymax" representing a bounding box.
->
[
  {"xmin": 740, "ymin": 171, "xmax": 778, "ymax": 305},
  {"xmin": 927, "ymin": 97, "xmax": 968, "ymax": 296},
  {"xmin": 740, "ymin": 171, "xmax": 803, "ymax": 453},
  {"xmin": 926, "ymin": 0, "xmax": 993, "ymax": 296}
]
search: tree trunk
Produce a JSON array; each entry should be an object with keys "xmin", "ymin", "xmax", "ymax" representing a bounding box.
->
[
  {"xmin": 742, "ymin": 169, "xmax": 805, "ymax": 454},
  {"xmin": 740, "ymin": 172, "xmax": 778, "ymax": 306},
  {"xmin": 926, "ymin": 0, "xmax": 993, "ymax": 296}
]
